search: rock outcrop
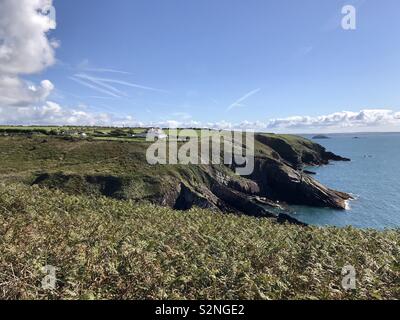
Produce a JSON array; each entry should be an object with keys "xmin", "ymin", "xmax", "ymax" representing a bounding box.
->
[
  {"xmin": 255, "ymin": 134, "xmax": 350, "ymax": 168},
  {"xmin": 248, "ymin": 157, "xmax": 351, "ymax": 209}
]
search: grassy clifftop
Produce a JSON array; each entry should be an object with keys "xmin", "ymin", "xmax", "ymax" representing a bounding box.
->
[
  {"xmin": 0, "ymin": 133, "xmax": 351, "ymax": 214},
  {"xmin": 1, "ymin": 183, "xmax": 398, "ymax": 300}
]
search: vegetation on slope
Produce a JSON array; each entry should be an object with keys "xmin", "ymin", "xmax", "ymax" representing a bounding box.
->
[
  {"xmin": 1, "ymin": 183, "xmax": 398, "ymax": 300},
  {"xmin": 0, "ymin": 134, "xmax": 351, "ymax": 214}
]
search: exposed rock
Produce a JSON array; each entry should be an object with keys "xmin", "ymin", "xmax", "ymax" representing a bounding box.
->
[
  {"xmin": 174, "ymin": 183, "xmax": 219, "ymax": 211},
  {"xmin": 323, "ymin": 151, "xmax": 351, "ymax": 162},
  {"xmin": 253, "ymin": 196, "xmax": 284, "ymax": 209},
  {"xmin": 255, "ymin": 134, "xmax": 350, "ymax": 169},
  {"xmin": 227, "ymin": 178, "xmax": 260, "ymax": 195},
  {"xmin": 211, "ymin": 182, "xmax": 275, "ymax": 218},
  {"xmin": 248, "ymin": 158, "xmax": 351, "ymax": 209},
  {"xmin": 300, "ymin": 142, "xmax": 351, "ymax": 165},
  {"xmin": 277, "ymin": 213, "xmax": 308, "ymax": 226}
]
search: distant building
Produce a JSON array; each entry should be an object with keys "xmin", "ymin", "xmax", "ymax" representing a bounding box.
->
[
  {"xmin": 135, "ymin": 128, "xmax": 167, "ymax": 139},
  {"xmin": 61, "ymin": 130, "xmax": 78, "ymax": 136},
  {"xmin": 60, "ymin": 130, "xmax": 87, "ymax": 138},
  {"xmin": 148, "ymin": 128, "xmax": 168, "ymax": 139}
]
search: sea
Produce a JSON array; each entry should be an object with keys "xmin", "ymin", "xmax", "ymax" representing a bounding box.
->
[{"xmin": 287, "ymin": 132, "xmax": 400, "ymax": 230}]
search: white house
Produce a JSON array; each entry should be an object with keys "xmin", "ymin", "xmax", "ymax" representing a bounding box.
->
[
  {"xmin": 134, "ymin": 128, "xmax": 168, "ymax": 139},
  {"xmin": 146, "ymin": 128, "xmax": 168, "ymax": 139}
]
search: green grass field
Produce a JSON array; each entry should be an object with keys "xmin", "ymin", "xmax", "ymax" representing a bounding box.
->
[{"xmin": 92, "ymin": 136, "xmax": 149, "ymax": 142}]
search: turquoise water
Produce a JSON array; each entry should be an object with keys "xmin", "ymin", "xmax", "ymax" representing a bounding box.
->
[{"xmin": 288, "ymin": 133, "xmax": 400, "ymax": 229}]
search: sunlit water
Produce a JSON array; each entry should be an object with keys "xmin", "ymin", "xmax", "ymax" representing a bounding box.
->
[{"xmin": 287, "ymin": 133, "xmax": 400, "ymax": 229}]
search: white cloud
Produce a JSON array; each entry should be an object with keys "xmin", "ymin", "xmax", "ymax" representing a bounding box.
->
[
  {"xmin": 267, "ymin": 109, "xmax": 400, "ymax": 131},
  {"xmin": 0, "ymin": 77, "xmax": 54, "ymax": 107},
  {"xmin": 145, "ymin": 109, "xmax": 400, "ymax": 132},
  {"xmin": 0, "ymin": 0, "xmax": 57, "ymax": 107},
  {"xmin": 0, "ymin": 102, "xmax": 143, "ymax": 126},
  {"xmin": 147, "ymin": 109, "xmax": 400, "ymax": 131},
  {"xmin": 1, "ymin": 105, "xmax": 398, "ymax": 131},
  {"xmin": 238, "ymin": 120, "xmax": 267, "ymax": 130},
  {"xmin": 74, "ymin": 73, "xmax": 167, "ymax": 94},
  {"xmin": 69, "ymin": 76, "xmax": 122, "ymax": 98},
  {"xmin": 227, "ymin": 88, "xmax": 261, "ymax": 111},
  {"xmin": 76, "ymin": 59, "xmax": 131, "ymax": 75},
  {"xmin": 207, "ymin": 120, "xmax": 233, "ymax": 130},
  {"xmin": 82, "ymin": 68, "xmax": 132, "ymax": 75}
]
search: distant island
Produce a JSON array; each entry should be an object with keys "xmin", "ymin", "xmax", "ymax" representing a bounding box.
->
[{"xmin": 312, "ymin": 134, "xmax": 330, "ymax": 140}]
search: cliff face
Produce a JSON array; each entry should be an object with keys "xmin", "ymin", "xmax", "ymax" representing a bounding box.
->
[
  {"xmin": 254, "ymin": 134, "xmax": 350, "ymax": 168},
  {"xmin": 170, "ymin": 134, "xmax": 352, "ymax": 217},
  {"xmin": 249, "ymin": 157, "xmax": 351, "ymax": 209},
  {"xmin": 29, "ymin": 133, "xmax": 352, "ymax": 224},
  {"xmin": 245, "ymin": 134, "xmax": 351, "ymax": 209}
]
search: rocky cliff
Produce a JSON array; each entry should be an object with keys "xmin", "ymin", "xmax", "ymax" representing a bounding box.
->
[{"xmin": 30, "ymin": 133, "xmax": 352, "ymax": 225}]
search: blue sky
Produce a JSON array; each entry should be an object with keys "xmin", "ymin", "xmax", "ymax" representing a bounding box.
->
[{"xmin": 2, "ymin": 0, "xmax": 400, "ymax": 131}]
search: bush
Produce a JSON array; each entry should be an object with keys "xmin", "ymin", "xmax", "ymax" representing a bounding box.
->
[{"xmin": 0, "ymin": 183, "xmax": 398, "ymax": 300}]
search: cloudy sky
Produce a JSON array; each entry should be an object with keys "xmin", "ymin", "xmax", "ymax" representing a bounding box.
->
[{"xmin": 1, "ymin": 0, "xmax": 400, "ymax": 132}]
